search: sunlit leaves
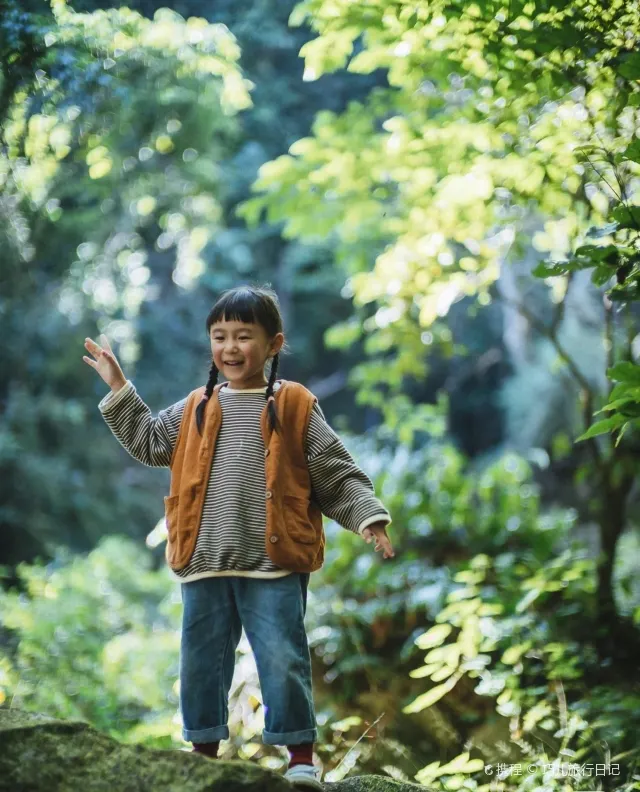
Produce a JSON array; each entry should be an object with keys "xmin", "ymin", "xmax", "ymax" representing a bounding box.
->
[
  {"xmin": 0, "ymin": 537, "xmax": 179, "ymax": 736},
  {"xmin": 401, "ymin": 540, "xmax": 603, "ymax": 781},
  {"xmin": 244, "ymin": 0, "xmax": 640, "ymax": 408},
  {"xmin": 48, "ymin": 4, "xmax": 252, "ymax": 113},
  {"xmin": 501, "ymin": 642, "xmax": 532, "ymax": 665},
  {"xmin": 415, "ymin": 622, "xmax": 453, "ymax": 651},
  {"xmin": 402, "ymin": 674, "xmax": 460, "ymax": 714},
  {"xmin": 1, "ymin": 0, "xmax": 250, "ymax": 323},
  {"xmin": 86, "ymin": 145, "xmax": 113, "ymax": 179},
  {"xmin": 298, "ymin": 28, "xmax": 358, "ymax": 80},
  {"xmin": 414, "ymin": 751, "xmax": 485, "ymax": 786}
]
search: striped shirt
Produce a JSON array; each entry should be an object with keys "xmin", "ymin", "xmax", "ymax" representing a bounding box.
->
[{"xmin": 98, "ymin": 380, "xmax": 391, "ymax": 583}]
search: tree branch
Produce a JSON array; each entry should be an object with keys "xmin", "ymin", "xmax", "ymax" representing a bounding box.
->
[{"xmin": 498, "ymin": 292, "xmax": 602, "ymax": 468}]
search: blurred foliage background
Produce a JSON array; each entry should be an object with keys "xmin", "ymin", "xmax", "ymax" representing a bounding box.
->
[{"xmin": 1, "ymin": 0, "xmax": 640, "ymax": 789}]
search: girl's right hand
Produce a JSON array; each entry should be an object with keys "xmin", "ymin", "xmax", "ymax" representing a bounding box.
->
[{"xmin": 83, "ymin": 334, "xmax": 127, "ymax": 392}]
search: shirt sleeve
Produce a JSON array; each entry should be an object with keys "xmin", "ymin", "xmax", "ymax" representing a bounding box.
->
[
  {"xmin": 304, "ymin": 401, "xmax": 392, "ymax": 536},
  {"xmin": 97, "ymin": 379, "xmax": 187, "ymax": 468}
]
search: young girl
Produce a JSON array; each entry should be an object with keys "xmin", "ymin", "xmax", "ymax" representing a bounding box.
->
[{"xmin": 82, "ymin": 284, "xmax": 394, "ymax": 790}]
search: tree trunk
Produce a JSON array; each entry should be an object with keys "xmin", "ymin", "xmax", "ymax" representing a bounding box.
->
[{"xmin": 594, "ymin": 471, "xmax": 640, "ymax": 667}]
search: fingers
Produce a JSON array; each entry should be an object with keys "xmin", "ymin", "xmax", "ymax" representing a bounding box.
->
[
  {"xmin": 84, "ymin": 335, "xmax": 115, "ymax": 362},
  {"xmin": 84, "ymin": 337, "xmax": 102, "ymax": 359},
  {"xmin": 100, "ymin": 333, "xmax": 113, "ymax": 353},
  {"xmin": 362, "ymin": 529, "xmax": 395, "ymax": 559},
  {"xmin": 82, "ymin": 355, "xmax": 96, "ymax": 369},
  {"xmin": 373, "ymin": 536, "xmax": 394, "ymax": 558}
]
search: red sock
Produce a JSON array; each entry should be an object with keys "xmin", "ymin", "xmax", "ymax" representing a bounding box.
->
[
  {"xmin": 287, "ymin": 742, "xmax": 314, "ymax": 768},
  {"xmin": 192, "ymin": 740, "xmax": 220, "ymax": 758}
]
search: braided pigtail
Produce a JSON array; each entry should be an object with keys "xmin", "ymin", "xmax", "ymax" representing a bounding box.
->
[
  {"xmin": 265, "ymin": 352, "xmax": 281, "ymax": 434},
  {"xmin": 195, "ymin": 359, "xmax": 219, "ymax": 436}
]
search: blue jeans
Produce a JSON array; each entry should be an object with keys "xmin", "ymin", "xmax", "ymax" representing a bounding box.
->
[{"xmin": 179, "ymin": 572, "xmax": 317, "ymax": 746}]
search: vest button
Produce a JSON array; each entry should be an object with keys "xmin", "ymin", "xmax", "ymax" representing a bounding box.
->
[
  {"xmin": 264, "ymin": 448, "xmax": 270, "ymax": 457},
  {"xmin": 269, "ymin": 535, "xmax": 278, "ymax": 543},
  {"xmin": 265, "ymin": 490, "xmax": 272, "ymax": 499}
]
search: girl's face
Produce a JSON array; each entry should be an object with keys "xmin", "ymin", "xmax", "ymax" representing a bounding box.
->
[{"xmin": 209, "ymin": 318, "xmax": 284, "ymax": 390}]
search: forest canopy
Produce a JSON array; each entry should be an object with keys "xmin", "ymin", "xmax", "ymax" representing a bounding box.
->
[{"xmin": 1, "ymin": 0, "xmax": 640, "ymax": 788}]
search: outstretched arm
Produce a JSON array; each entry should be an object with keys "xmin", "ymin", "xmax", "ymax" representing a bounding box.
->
[
  {"xmin": 97, "ymin": 381, "xmax": 186, "ymax": 468},
  {"xmin": 305, "ymin": 402, "xmax": 393, "ymax": 556}
]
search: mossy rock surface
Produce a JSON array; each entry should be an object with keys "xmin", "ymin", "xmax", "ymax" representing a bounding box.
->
[{"xmin": 0, "ymin": 708, "xmax": 427, "ymax": 792}]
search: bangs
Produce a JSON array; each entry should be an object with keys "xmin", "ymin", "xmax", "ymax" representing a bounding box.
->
[
  {"xmin": 205, "ymin": 284, "xmax": 283, "ymax": 340},
  {"xmin": 207, "ymin": 289, "xmax": 260, "ymax": 329}
]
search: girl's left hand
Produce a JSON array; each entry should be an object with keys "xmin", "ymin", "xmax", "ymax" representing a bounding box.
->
[{"xmin": 362, "ymin": 522, "xmax": 395, "ymax": 559}]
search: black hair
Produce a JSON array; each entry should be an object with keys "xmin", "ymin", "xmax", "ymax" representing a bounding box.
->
[{"xmin": 195, "ymin": 284, "xmax": 288, "ymax": 437}]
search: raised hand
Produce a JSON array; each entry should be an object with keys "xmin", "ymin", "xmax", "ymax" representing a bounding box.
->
[{"xmin": 83, "ymin": 334, "xmax": 127, "ymax": 392}]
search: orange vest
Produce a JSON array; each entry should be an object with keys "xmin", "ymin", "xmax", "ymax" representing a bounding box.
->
[{"xmin": 163, "ymin": 379, "xmax": 325, "ymax": 574}]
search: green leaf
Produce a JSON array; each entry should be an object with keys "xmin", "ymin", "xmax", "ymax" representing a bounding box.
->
[
  {"xmin": 597, "ymin": 397, "xmax": 636, "ymax": 413},
  {"xmin": 615, "ymin": 421, "xmax": 630, "ymax": 447},
  {"xmin": 409, "ymin": 662, "xmax": 442, "ymax": 679},
  {"xmin": 608, "ymin": 285, "xmax": 640, "ymax": 302},
  {"xmin": 501, "ymin": 642, "xmax": 531, "ymax": 665},
  {"xmin": 619, "ymin": 402, "xmax": 640, "ymax": 418},
  {"xmin": 348, "ymin": 49, "xmax": 387, "ymax": 74},
  {"xmin": 611, "ymin": 204, "xmax": 640, "ymax": 229},
  {"xmin": 621, "ymin": 139, "xmax": 640, "ymax": 163},
  {"xmin": 430, "ymin": 664, "xmax": 456, "ymax": 682},
  {"xmin": 235, "ymin": 196, "xmax": 265, "ymax": 227},
  {"xmin": 453, "ymin": 570, "xmax": 484, "ymax": 585},
  {"xmin": 586, "ymin": 222, "xmax": 619, "ymax": 238},
  {"xmin": 424, "ymin": 644, "xmax": 461, "ymax": 664},
  {"xmin": 609, "ymin": 382, "xmax": 634, "ymax": 400},
  {"xmin": 608, "ymin": 362, "xmax": 640, "ymax": 384},
  {"xmin": 574, "ymin": 244, "xmax": 619, "ymax": 262},
  {"xmin": 515, "ymin": 587, "xmax": 542, "ymax": 613},
  {"xmin": 438, "ymin": 752, "xmax": 486, "ymax": 775},
  {"xmin": 402, "ymin": 676, "xmax": 458, "ymax": 714},
  {"xmin": 591, "ymin": 265, "xmax": 614, "ymax": 286},
  {"xmin": 532, "ymin": 259, "xmax": 585, "ymax": 277},
  {"xmin": 325, "ymin": 318, "xmax": 363, "ymax": 349},
  {"xmin": 330, "ymin": 715, "xmax": 363, "ymax": 731},
  {"xmin": 618, "ymin": 51, "xmax": 640, "ymax": 80},
  {"xmin": 576, "ymin": 414, "xmax": 627, "ymax": 441},
  {"xmin": 415, "ymin": 623, "xmax": 453, "ymax": 650},
  {"xmin": 288, "ymin": 3, "xmax": 309, "ymax": 27}
]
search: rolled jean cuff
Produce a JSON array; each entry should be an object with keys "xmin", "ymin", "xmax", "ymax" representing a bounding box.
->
[
  {"xmin": 182, "ymin": 724, "xmax": 229, "ymax": 743},
  {"xmin": 263, "ymin": 727, "xmax": 318, "ymax": 746}
]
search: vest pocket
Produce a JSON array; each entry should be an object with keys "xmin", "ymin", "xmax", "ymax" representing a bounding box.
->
[
  {"xmin": 283, "ymin": 495, "xmax": 317, "ymax": 544},
  {"xmin": 164, "ymin": 494, "xmax": 179, "ymax": 530},
  {"xmin": 164, "ymin": 494, "xmax": 196, "ymax": 568},
  {"xmin": 164, "ymin": 495, "xmax": 180, "ymax": 559}
]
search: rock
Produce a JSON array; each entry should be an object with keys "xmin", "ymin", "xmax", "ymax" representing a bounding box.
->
[
  {"xmin": 0, "ymin": 708, "xmax": 426, "ymax": 792},
  {"xmin": 329, "ymin": 781, "xmax": 425, "ymax": 792}
]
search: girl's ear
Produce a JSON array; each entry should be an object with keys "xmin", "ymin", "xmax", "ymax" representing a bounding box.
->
[{"xmin": 270, "ymin": 332, "xmax": 285, "ymax": 356}]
